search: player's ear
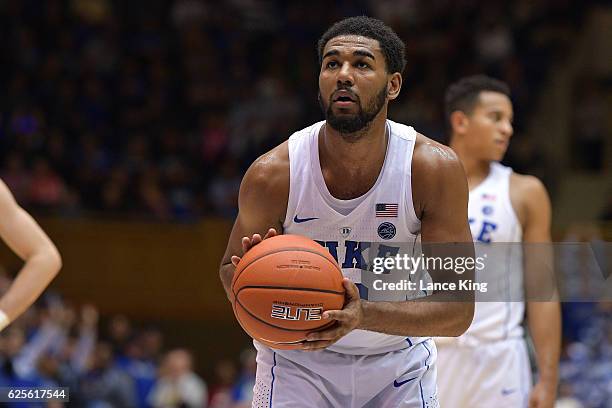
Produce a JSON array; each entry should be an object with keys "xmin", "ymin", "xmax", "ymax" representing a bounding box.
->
[
  {"xmin": 386, "ymin": 73, "xmax": 402, "ymax": 100},
  {"xmin": 450, "ymin": 110, "xmax": 469, "ymax": 135}
]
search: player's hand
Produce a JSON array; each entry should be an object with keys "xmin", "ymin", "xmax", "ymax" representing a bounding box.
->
[
  {"xmin": 528, "ymin": 381, "xmax": 556, "ymax": 408},
  {"xmin": 231, "ymin": 228, "xmax": 277, "ymax": 266},
  {"xmin": 301, "ymin": 278, "xmax": 363, "ymax": 351}
]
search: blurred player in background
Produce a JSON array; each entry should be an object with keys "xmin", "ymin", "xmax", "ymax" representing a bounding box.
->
[
  {"xmin": 436, "ymin": 75, "xmax": 560, "ymax": 408},
  {"xmin": 0, "ymin": 178, "xmax": 62, "ymax": 332},
  {"xmin": 220, "ymin": 16, "xmax": 475, "ymax": 407}
]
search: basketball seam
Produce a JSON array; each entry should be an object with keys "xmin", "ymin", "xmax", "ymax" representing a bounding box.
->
[
  {"xmin": 232, "ymin": 246, "xmax": 342, "ymax": 297},
  {"xmin": 236, "ymin": 285, "xmax": 345, "ymax": 296},
  {"xmin": 234, "ymin": 297, "xmax": 337, "ymax": 332}
]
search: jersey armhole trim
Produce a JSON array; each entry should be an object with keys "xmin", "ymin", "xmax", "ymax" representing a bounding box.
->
[
  {"xmin": 505, "ymin": 170, "xmax": 523, "ymax": 238},
  {"xmin": 283, "ymin": 134, "xmax": 299, "ymax": 229},
  {"xmin": 404, "ymin": 133, "xmax": 420, "ymax": 231}
]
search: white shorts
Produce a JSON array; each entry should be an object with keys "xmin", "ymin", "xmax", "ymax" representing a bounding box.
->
[
  {"xmin": 435, "ymin": 338, "xmax": 532, "ymax": 408},
  {"xmin": 252, "ymin": 339, "xmax": 439, "ymax": 408}
]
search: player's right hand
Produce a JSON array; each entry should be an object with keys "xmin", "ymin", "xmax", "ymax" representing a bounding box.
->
[{"xmin": 231, "ymin": 228, "xmax": 277, "ymax": 266}]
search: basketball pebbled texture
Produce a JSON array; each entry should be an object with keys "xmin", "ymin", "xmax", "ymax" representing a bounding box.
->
[{"xmin": 231, "ymin": 234, "xmax": 345, "ymax": 349}]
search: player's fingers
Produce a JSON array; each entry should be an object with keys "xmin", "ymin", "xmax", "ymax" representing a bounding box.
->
[
  {"xmin": 322, "ymin": 310, "xmax": 349, "ymax": 322},
  {"xmin": 250, "ymin": 234, "xmax": 263, "ymax": 246},
  {"xmin": 241, "ymin": 236, "xmax": 251, "ymax": 253},
  {"xmin": 343, "ymin": 278, "xmax": 360, "ymax": 301},
  {"xmin": 306, "ymin": 326, "xmax": 345, "ymax": 342},
  {"xmin": 231, "ymin": 256, "xmax": 241, "ymax": 266},
  {"xmin": 263, "ymin": 228, "xmax": 277, "ymax": 240}
]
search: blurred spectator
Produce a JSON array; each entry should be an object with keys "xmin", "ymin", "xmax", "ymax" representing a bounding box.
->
[
  {"xmin": 230, "ymin": 349, "xmax": 256, "ymax": 408},
  {"xmin": 1, "ymin": 153, "xmax": 31, "ymax": 205},
  {"xmin": 148, "ymin": 348, "xmax": 207, "ymax": 408},
  {"xmin": 208, "ymin": 158, "xmax": 241, "ymax": 219},
  {"xmin": 107, "ymin": 314, "xmax": 133, "ymax": 358},
  {"xmin": 77, "ymin": 341, "xmax": 137, "ymax": 407},
  {"xmin": 28, "ymin": 158, "xmax": 68, "ymax": 209},
  {"xmin": 1, "ymin": 0, "xmax": 592, "ymax": 220},
  {"xmin": 571, "ymin": 79, "xmax": 607, "ymax": 171},
  {"xmin": 208, "ymin": 359, "xmax": 237, "ymax": 408}
]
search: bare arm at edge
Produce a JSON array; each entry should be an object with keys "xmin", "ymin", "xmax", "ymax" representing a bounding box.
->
[
  {"xmin": 0, "ymin": 179, "xmax": 62, "ymax": 328},
  {"xmin": 218, "ymin": 143, "xmax": 289, "ymax": 301}
]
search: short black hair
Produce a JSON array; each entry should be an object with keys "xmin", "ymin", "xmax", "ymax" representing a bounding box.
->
[
  {"xmin": 317, "ymin": 16, "xmax": 406, "ymax": 75},
  {"xmin": 444, "ymin": 75, "xmax": 511, "ymax": 122}
]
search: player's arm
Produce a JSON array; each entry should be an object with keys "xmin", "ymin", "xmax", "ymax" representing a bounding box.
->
[
  {"xmin": 303, "ymin": 141, "xmax": 474, "ymax": 349},
  {"xmin": 0, "ymin": 179, "xmax": 62, "ymax": 331},
  {"xmin": 358, "ymin": 142, "xmax": 475, "ymax": 335},
  {"xmin": 219, "ymin": 144, "xmax": 289, "ymax": 301},
  {"xmin": 516, "ymin": 175, "xmax": 560, "ymax": 408}
]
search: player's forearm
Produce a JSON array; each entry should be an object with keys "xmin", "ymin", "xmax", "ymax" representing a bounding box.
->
[
  {"xmin": 359, "ymin": 298, "xmax": 473, "ymax": 337},
  {"xmin": 527, "ymin": 301, "xmax": 561, "ymax": 385},
  {"xmin": 219, "ymin": 262, "xmax": 235, "ymax": 301},
  {"xmin": 0, "ymin": 248, "xmax": 61, "ymax": 322}
]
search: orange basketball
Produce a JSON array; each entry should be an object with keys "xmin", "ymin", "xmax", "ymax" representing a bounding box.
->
[{"xmin": 231, "ymin": 234, "xmax": 345, "ymax": 349}]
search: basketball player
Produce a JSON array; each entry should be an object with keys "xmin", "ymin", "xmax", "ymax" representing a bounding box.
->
[
  {"xmin": 0, "ymin": 178, "xmax": 62, "ymax": 332},
  {"xmin": 219, "ymin": 17, "xmax": 475, "ymax": 407},
  {"xmin": 436, "ymin": 75, "xmax": 560, "ymax": 408}
]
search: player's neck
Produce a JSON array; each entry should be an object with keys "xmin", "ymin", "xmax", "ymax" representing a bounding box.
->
[
  {"xmin": 318, "ymin": 117, "xmax": 388, "ymax": 199},
  {"xmin": 320, "ymin": 117, "xmax": 388, "ymax": 173},
  {"xmin": 451, "ymin": 143, "xmax": 491, "ymax": 190}
]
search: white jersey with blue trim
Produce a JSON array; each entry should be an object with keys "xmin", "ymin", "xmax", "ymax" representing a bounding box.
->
[
  {"xmin": 458, "ymin": 162, "xmax": 524, "ymax": 344},
  {"xmin": 282, "ymin": 119, "xmax": 428, "ymax": 355}
]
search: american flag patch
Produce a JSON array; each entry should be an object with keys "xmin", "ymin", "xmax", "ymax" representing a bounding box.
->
[
  {"xmin": 376, "ymin": 203, "xmax": 398, "ymax": 217},
  {"xmin": 481, "ymin": 193, "xmax": 496, "ymax": 201}
]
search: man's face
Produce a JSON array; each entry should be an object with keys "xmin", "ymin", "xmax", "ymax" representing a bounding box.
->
[
  {"xmin": 319, "ymin": 35, "xmax": 390, "ymax": 136},
  {"xmin": 462, "ymin": 91, "xmax": 514, "ymax": 161}
]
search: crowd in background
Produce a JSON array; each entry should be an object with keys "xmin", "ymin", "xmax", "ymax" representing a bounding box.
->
[
  {"xmin": 0, "ymin": 0, "xmax": 601, "ymax": 220},
  {"xmin": 0, "ymin": 269, "xmax": 258, "ymax": 408}
]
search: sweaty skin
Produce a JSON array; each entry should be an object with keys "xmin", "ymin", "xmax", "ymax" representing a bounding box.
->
[
  {"xmin": 220, "ymin": 35, "xmax": 474, "ymax": 351},
  {"xmin": 0, "ymin": 179, "xmax": 62, "ymax": 330}
]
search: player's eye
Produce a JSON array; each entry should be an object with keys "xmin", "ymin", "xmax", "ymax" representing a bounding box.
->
[
  {"xmin": 326, "ymin": 60, "xmax": 339, "ymax": 69},
  {"xmin": 356, "ymin": 61, "xmax": 370, "ymax": 69}
]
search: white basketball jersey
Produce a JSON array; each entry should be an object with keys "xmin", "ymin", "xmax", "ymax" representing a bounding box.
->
[
  {"xmin": 283, "ymin": 119, "xmax": 428, "ymax": 355},
  {"xmin": 460, "ymin": 162, "xmax": 524, "ymax": 344}
]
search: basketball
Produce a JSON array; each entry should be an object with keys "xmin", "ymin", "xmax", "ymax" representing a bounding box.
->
[{"xmin": 231, "ymin": 234, "xmax": 345, "ymax": 349}]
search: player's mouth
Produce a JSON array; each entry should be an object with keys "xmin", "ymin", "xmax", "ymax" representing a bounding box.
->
[
  {"xmin": 332, "ymin": 90, "xmax": 358, "ymax": 107},
  {"xmin": 494, "ymin": 138, "xmax": 508, "ymax": 148}
]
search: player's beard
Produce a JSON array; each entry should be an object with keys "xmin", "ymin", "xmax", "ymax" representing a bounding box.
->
[{"xmin": 320, "ymin": 84, "xmax": 388, "ymax": 140}]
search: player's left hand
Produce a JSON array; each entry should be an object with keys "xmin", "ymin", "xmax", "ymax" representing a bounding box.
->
[
  {"xmin": 300, "ymin": 278, "xmax": 363, "ymax": 351},
  {"xmin": 528, "ymin": 381, "xmax": 556, "ymax": 408}
]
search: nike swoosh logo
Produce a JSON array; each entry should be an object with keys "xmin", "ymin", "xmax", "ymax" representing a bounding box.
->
[
  {"xmin": 501, "ymin": 388, "xmax": 516, "ymax": 396},
  {"xmin": 393, "ymin": 377, "xmax": 418, "ymax": 387},
  {"xmin": 293, "ymin": 215, "xmax": 319, "ymax": 223}
]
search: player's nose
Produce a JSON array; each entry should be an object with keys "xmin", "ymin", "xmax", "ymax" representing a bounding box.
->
[
  {"xmin": 500, "ymin": 120, "xmax": 513, "ymax": 138},
  {"xmin": 336, "ymin": 61, "xmax": 354, "ymax": 85}
]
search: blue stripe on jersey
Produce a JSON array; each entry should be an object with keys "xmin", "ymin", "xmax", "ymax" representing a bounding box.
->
[
  {"xmin": 270, "ymin": 352, "xmax": 277, "ymax": 408},
  {"xmin": 422, "ymin": 341, "xmax": 432, "ymax": 370},
  {"xmin": 406, "ymin": 338, "xmax": 413, "ymax": 347},
  {"xmin": 419, "ymin": 380, "xmax": 425, "ymax": 408},
  {"xmin": 419, "ymin": 341, "xmax": 432, "ymax": 408}
]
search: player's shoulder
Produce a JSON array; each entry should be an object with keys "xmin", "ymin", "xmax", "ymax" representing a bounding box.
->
[
  {"xmin": 411, "ymin": 133, "xmax": 467, "ymax": 218},
  {"xmin": 508, "ymin": 171, "xmax": 549, "ymax": 223},
  {"xmin": 509, "ymin": 172, "xmax": 548, "ymax": 197},
  {"xmin": 242, "ymin": 141, "xmax": 289, "ymax": 193},
  {"xmin": 413, "ymin": 133, "xmax": 463, "ymax": 177}
]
